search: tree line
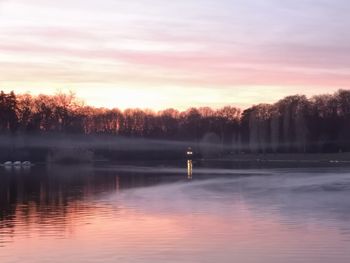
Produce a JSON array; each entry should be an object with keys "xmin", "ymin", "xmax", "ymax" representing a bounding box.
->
[{"xmin": 1, "ymin": 89, "xmax": 350, "ymax": 153}]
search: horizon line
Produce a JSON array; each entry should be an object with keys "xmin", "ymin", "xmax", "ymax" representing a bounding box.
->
[{"xmin": 1, "ymin": 88, "xmax": 348, "ymax": 112}]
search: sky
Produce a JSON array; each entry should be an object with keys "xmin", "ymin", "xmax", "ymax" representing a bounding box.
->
[{"xmin": 0, "ymin": 0, "xmax": 350, "ymax": 110}]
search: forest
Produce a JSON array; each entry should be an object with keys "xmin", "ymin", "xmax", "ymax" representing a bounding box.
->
[{"xmin": 1, "ymin": 89, "xmax": 350, "ymax": 155}]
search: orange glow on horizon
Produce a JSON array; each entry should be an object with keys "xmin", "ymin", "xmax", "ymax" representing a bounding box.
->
[{"xmin": 0, "ymin": 85, "xmax": 344, "ymax": 111}]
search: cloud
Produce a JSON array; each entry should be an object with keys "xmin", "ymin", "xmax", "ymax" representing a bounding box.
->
[{"xmin": 0, "ymin": 0, "xmax": 349, "ymax": 109}]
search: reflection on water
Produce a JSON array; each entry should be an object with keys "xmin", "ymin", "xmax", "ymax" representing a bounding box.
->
[
  {"xmin": 1, "ymin": 164, "xmax": 350, "ymax": 263},
  {"xmin": 187, "ymin": 160, "xmax": 193, "ymax": 180}
]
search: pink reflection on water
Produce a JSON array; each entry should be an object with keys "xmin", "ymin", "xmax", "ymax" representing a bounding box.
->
[
  {"xmin": 1, "ymin": 168, "xmax": 350, "ymax": 263},
  {"xmin": 1, "ymin": 194, "xmax": 349, "ymax": 263}
]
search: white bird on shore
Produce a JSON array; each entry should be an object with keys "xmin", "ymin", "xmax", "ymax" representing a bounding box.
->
[
  {"xmin": 2, "ymin": 161, "xmax": 33, "ymax": 168},
  {"xmin": 4, "ymin": 161, "xmax": 13, "ymax": 166},
  {"xmin": 22, "ymin": 161, "xmax": 32, "ymax": 166},
  {"xmin": 13, "ymin": 161, "xmax": 22, "ymax": 166}
]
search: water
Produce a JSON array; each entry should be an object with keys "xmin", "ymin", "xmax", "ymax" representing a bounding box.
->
[{"xmin": 1, "ymin": 163, "xmax": 350, "ymax": 263}]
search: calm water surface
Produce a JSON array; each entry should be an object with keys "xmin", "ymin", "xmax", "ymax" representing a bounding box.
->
[{"xmin": 1, "ymin": 163, "xmax": 350, "ymax": 263}]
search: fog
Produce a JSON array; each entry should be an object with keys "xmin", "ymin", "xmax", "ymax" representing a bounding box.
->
[
  {"xmin": 112, "ymin": 168, "xmax": 350, "ymax": 227},
  {"xmin": 0, "ymin": 134, "xmax": 190, "ymax": 151}
]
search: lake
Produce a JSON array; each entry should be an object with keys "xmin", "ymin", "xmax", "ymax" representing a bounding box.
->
[{"xmin": 1, "ymin": 162, "xmax": 350, "ymax": 263}]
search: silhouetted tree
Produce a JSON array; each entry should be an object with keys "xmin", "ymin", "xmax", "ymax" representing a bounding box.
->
[{"xmin": 1, "ymin": 89, "xmax": 350, "ymax": 155}]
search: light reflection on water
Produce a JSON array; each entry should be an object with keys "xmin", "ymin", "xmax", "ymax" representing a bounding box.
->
[
  {"xmin": 1, "ymin": 164, "xmax": 350, "ymax": 263},
  {"xmin": 187, "ymin": 160, "xmax": 193, "ymax": 180}
]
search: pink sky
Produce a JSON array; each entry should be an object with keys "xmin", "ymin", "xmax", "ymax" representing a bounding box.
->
[{"xmin": 0, "ymin": 0, "xmax": 349, "ymax": 110}]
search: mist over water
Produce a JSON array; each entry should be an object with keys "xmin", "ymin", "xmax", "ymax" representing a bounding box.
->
[{"xmin": 1, "ymin": 164, "xmax": 350, "ymax": 263}]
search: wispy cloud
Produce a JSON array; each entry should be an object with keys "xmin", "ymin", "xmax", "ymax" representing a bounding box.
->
[{"xmin": 0, "ymin": 0, "xmax": 349, "ymax": 109}]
